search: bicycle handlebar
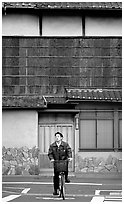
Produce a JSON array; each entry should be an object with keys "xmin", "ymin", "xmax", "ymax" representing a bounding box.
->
[{"xmin": 51, "ymin": 158, "xmax": 72, "ymax": 163}]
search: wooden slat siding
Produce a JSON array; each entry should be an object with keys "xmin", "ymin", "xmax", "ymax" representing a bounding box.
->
[
  {"xmin": 2, "ymin": 37, "xmax": 122, "ymax": 96},
  {"xmin": 39, "ymin": 124, "xmax": 73, "ymax": 153},
  {"xmin": 38, "ymin": 124, "xmax": 74, "ymax": 170}
]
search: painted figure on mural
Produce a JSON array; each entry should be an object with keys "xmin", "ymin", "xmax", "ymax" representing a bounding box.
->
[{"xmin": 48, "ymin": 132, "xmax": 72, "ymax": 195}]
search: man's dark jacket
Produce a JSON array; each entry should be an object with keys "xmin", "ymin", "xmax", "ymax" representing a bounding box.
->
[{"xmin": 48, "ymin": 141, "xmax": 72, "ymax": 161}]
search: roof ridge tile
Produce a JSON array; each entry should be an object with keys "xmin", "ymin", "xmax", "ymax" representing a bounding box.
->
[{"xmin": 2, "ymin": 2, "xmax": 122, "ymax": 9}]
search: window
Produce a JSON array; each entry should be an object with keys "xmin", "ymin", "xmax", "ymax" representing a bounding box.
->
[
  {"xmin": 80, "ymin": 120, "xmax": 96, "ymax": 148},
  {"xmin": 42, "ymin": 12, "xmax": 121, "ymax": 37},
  {"xmin": 97, "ymin": 120, "xmax": 113, "ymax": 148},
  {"xmin": 79, "ymin": 110, "xmax": 121, "ymax": 150},
  {"xmin": 2, "ymin": 11, "xmax": 121, "ymax": 37},
  {"xmin": 42, "ymin": 15, "xmax": 82, "ymax": 36},
  {"xmin": 2, "ymin": 13, "xmax": 39, "ymax": 36},
  {"xmin": 85, "ymin": 14, "xmax": 122, "ymax": 36}
]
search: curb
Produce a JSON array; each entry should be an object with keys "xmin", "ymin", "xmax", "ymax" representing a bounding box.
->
[
  {"xmin": 2, "ymin": 172, "xmax": 122, "ymax": 180},
  {"xmin": 74, "ymin": 172, "xmax": 122, "ymax": 179}
]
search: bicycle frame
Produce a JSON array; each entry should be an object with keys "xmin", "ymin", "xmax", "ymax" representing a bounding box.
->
[
  {"xmin": 54, "ymin": 160, "xmax": 68, "ymax": 200},
  {"xmin": 59, "ymin": 172, "xmax": 65, "ymax": 200}
]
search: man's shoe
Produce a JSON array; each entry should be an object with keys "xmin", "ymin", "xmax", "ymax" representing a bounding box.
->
[
  {"xmin": 65, "ymin": 178, "xmax": 70, "ymax": 183},
  {"xmin": 53, "ymin": 190, "xmax": 59, "ymax": 195}
]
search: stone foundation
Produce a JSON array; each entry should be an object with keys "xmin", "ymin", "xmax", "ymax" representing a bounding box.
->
[
  {"xmin": 2, "ymin": 146, "xmax": 40, "ymax": 175},
  {"xmin": 75, "ymin": 154, "xmax": 122, "ymax": 173},
  {"xmin": 2, "ymin": 146, "xmax": 122, "ymax": 175}
]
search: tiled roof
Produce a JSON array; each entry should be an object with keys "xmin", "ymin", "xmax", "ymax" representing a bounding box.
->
[
  {"xmin": 2, "ymin": 88, "xmax": 122, "ymax": 108},
  {"xmin": 2, "ymin": 96, "xmax": 47, "ymax": 108},
  {"xmin": 66, "ymin": 89, "xmax": 122, "ymax": 102},
  {"xmin": 2, "ymin": 2, "xmax": 122, "ymax": 10},
  {"xmin": 45, "ymin": 96, "xmax": 66, "ymax": 104}
]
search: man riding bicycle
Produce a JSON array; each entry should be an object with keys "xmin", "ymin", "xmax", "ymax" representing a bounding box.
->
[{"xmin": 48, "ymin": 132, "xmax": 72, "ymax": 195}]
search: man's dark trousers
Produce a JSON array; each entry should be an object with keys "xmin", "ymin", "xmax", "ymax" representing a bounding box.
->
[{"xmin": 53, "ymin": 171, "xmax": 68, "ymax": 190}]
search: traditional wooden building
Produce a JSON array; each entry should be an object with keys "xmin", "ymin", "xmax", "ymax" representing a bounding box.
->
[{"xmin": 2, "ymin": 2, "xmax": 122, "ymax": 175}]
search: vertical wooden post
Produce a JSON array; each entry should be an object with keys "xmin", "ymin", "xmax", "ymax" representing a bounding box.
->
[
  {"xmin": 114, "ymin": 110, "xmax": 119, "ymax": 150},
  {"xmin": 25, "ymin": 48, "xmax": 28, "ymax": 94}
]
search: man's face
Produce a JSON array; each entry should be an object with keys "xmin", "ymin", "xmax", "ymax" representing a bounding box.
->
[{"xmin": 55, "ymin": 134, "xmax": 62, "ymax": 142}]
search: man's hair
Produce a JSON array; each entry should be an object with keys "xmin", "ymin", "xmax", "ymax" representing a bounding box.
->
[{"xmin": 55, "ymin": 132, "xmax": 63, "ymax": 138}]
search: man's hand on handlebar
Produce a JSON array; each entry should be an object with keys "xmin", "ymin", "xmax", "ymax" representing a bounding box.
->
[
  {"xmin": 68, "ymin": 158, "xmax": 73, "ymax": 162},
  {"xmin": 50, "ymin": 159, "xmax": 54, "ymax": 163}
]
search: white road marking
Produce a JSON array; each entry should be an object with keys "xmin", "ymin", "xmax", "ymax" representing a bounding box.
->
[
  {"xmin": 98, "ymin": 189, "xmax": 122, "ymax": 192},
  {"xmin": 2, "ymin": 188, "xmax": 30, "ymax": 202},
  {"xmin": 92, "ymin": 190, "xmax": 122, "ymax": 203},
  {"xmin": 2, "ymin": 181, "xmax": 102, "ymax": 186},
  {"xmin": 95, "ymin": 190, "xmax": 101, "ymax": 195},
  {"xmin": 105, "ymin": 197, "xmax": 122, "ymax": 200},
  {"xmin": 104, "ymin": 202, "xmax": 122, "ymax": 204},
  {"xmin": 40, "ymin": 197, "xmax": 75, "ymax": 200},
  {"xmin": 95, "ymin": 189, "xmax": 122, "ymax": 195},
  {"xmin": 2, "ymin": 195, "xmax": 21, "ymax": 202},
  {"xmin": 68, "ymin": 182, "xmax": 102, "ymax": 186},
  {"xmin": 91, "ymin": 196, "xmax": 104, "ymax": 203},
  {"xmin": 21, "ymin": 188, "xmax": 30, "ymax": 194},
  {"xmin": 3, "ymin": 183, "xmax": 122, "ymax": 202},
  {"xmin": 110, "ymin": 192, "xmax": 122, "ymax": 196},
  {"xmin": 3, "ymin": 182, "xmax": 53, "ymax": 185},
  {"xmin": 27, "ymin": 193, "xmax": 94, "ymax": 197}
]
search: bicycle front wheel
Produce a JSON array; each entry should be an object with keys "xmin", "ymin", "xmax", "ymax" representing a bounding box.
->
[{"xmin": 61, "ymin": 174, "xmax": 65, "ymax": 200}]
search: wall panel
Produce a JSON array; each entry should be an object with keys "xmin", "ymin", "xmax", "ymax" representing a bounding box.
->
[{"xmin": 2, "ymin": 37, "xmax": 122, "ymax": 96}]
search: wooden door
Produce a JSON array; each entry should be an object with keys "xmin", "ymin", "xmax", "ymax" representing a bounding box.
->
[{"xmin": 38, "ymin": 124, "xmax": 74, "ymax": 171}]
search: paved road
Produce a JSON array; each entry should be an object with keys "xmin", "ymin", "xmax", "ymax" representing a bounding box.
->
[{"xmin": 2, "ymin": 176, "xmax": 122, "ymax": 202}]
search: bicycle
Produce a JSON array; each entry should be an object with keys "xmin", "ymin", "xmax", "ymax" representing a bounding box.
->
[{"xmin": 54, "ymin": 160, "xmax": 68, "ymax": 200}]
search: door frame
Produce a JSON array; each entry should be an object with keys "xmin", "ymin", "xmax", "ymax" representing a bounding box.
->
[{"xmin": 38, "ymin": 123, "xmax": 75, "ymax": 172}]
